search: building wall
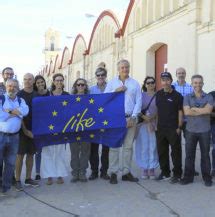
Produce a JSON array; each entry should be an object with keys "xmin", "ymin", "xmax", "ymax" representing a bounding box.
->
[
  {"xmin": 130, "ymin": 2, "xmax": 198, "ymax": 85},
  {"xmin": 42, "ymin": 0, "xmax": 215, "ymax": 92}
]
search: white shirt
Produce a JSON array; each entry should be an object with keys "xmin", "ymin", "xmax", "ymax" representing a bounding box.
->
[
  {"xmin": 0, "ymin": 93, "xmax": 29, "ymax": 133},
  {"xmin": 105, "ymin": 76, "xmax": 142, "ymax": 117}
]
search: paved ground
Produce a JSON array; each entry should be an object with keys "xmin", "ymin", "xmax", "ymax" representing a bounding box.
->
[{"xmin": 0, "ymin": 144, "xmax": 214, "ymax": 217}]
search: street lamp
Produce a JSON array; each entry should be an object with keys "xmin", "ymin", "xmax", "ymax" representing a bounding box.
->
[{"xmin": 85, "ymin": 13, "xmax": 97, "ymax": 18}]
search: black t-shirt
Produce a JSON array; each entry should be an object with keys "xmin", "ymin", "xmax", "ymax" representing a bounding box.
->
[
  {"xmin": 156, "ymin": 89, "xmax": 183, "ymax": 130},
  {"xmin": 17, "ymin": 89, "xmax": 38, "ymax": 130},
  {"xmin": 37, "ymin": 90, "xmax": 50, "ymax": 97},
  {"xmin": 209, "ymin": 91, "xmax": 215, "ymax": 124},
  {"xmin": 50, "ymin": 91, "xmax": 69, "ymax": 96}
]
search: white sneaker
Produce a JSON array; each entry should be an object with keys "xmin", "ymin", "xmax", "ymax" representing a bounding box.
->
[{"xmin": 141, "ymin": 169, "xmax": 149, "ymax": 179}]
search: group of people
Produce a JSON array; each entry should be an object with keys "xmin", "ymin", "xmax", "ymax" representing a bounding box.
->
[{"xmin": 0, "ymin": 59, "xmax": 214, "ymax": 198}]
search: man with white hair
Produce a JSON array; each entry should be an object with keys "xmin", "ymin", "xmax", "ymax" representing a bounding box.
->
[
  {"xmin": 0, "ymin": 67, "xmax": 15, "ymax": 188},
  {"xmin": 0, "ymin": 79, "xmax": 28, "ymax": 197},
  {"xmin": 105, "ymin": 59, "xmax": 142, "ymax": 184}
]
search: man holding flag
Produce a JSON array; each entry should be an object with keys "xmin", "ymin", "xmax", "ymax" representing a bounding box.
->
[{"xmin": 105, "ymin": 59, "xmax": 142, "ymax": 184}]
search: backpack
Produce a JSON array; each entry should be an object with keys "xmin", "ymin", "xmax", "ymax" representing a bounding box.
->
[{"xmin": 0, "ymin": 95, "xmax": 22, "ymax": 106}]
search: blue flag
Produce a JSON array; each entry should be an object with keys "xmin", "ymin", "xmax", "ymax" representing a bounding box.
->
[{"xmin": 32, "ymin": 92, "xmax": 127, "ymax": 148}]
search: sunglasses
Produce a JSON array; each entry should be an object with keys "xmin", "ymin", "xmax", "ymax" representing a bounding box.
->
[
  {"xmin": 96, "ymin": 74, "xmax": 106, "ymax": 77},
  {"xmin": 77, "ymin": 83, "xmax": 85, "ymax": 87},
  {"xmin": 146, "ymin": 81, "xmax": 155, "ymax": 85}
]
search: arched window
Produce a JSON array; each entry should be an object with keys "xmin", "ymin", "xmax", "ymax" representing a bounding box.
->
[
  {"xmin": 50, "ymin": 43, "xmax": 55, "ymax": 51},
  {"xmin": 50, "ymin": 36, "xmax": 55, "ymax": 51}
]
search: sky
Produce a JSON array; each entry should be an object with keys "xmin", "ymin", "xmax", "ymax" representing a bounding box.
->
[{"xmin": 0, "ymin": 0, "xmax": 129, "ymax": 81}]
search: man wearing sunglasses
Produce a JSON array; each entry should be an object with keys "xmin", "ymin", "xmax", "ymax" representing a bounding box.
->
[
  {"xmin": 105, "ymin": 59, "xmax": 142, "ymax": 184},
  {"xmin": 89, "ymin": 67, "xmax": 110, "ymax": 180}
]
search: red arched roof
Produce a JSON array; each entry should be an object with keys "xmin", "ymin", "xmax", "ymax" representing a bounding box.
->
[
  {"xmin": 115, "ymin": 0, "xmax": 135, "ymax": 38},
  {"xmin": 52, "ymin": 54, "xmax": 59, "ymax": 74},
  {"xmin": 47, "ymin": 60, "xmax": 53, "ymax": 77},
  {"xmin": 59, "ymin": 46, "xmax": 69, "ymax": 69},
  {"xmin": 85, "ymin": 10, "xmax": 121, "ymax": 55},
  {"xmin": 42, "ymin": 67, "xmax": 45, "ymax": 76},
  {"xmin": 45, "ymin": 64, "xmax": 48, "ymax": 76},
  {"xmin": 69, "ymin": 34, "xmax": 87, "ymax": 64}
]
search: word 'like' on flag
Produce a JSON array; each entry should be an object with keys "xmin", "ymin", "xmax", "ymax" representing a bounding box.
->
[{"xmin": 32, "ymin": 92, "xmax": 127, "ymax": 148}]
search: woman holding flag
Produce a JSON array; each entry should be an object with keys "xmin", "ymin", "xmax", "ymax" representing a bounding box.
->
[
  {"xmin": 70, "ymin": 78, "xmax": 91, "ymax": 182},
  {"xmin": 40, "ymin": 73, "xmax": 69, "ymax": 185}
]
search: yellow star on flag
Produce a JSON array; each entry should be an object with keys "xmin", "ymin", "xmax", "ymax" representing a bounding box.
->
[
  {"xmin": 76, "ymin": 97, "xmax": 81, "ymax": 102},
  {"xmin": 103, "ymin": 120, "xmax": 108, "ymax": 126},
  {"xmin": 89, "ymin": 98, "xmax": 94, "ymax": 104},
  {"xmin": 98, "ymin": 107, "xmax": 104, "ymax": 113},
  {"xmin": 76, "ymin": 136, "xmax": 81, "ymax": 141},
  {"xmin": 49, "ymin": 124, "xmax": 54, "ymax": 130},
  {"xmin": 52, "ymin": 110, "xmax": 58, "ymax": 116},
  {"xmin": 89, "ymin": 134, "xmax": 95, "ymax": 138},
  {"xmin": 62, "ymin": 101, "xmax": 68, "ymax": 106}
]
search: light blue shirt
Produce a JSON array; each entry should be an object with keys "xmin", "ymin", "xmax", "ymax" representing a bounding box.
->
[
  {"xmin": 0, "ymin": 93, "xmax": 29, "ymax": 133},
  {"xmin": 105, "ymin": 76, "xmax": 142, "ymax": 117},
  {"xmin": 90, "ymin": 84, "xmax": 106, "ymax": 94},
  {"xmin": 172, "ymin": 81, "xmax": 193, "ymax": 97}
]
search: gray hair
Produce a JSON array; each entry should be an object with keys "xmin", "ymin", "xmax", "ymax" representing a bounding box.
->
[
  {"xmin": 191, "ymin": 74, "xmax": 203, "ymax": 81},
  {"xmin": 176, "ymin": 67, "xmax": 186, "ymax": 74},
  {"xmin": 6, "ymin": 78, "xmax": 19, "ymax": 87},
  {"xmin": 117, "ymin": 59, "xmax": 130, "ymax": 70}
]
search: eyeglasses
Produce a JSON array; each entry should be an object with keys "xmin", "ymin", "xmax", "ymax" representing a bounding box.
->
[
  {"xmin": 55, "ymin": 79, "xmax": 64, "ymax": 82},
  {"xmin": 96, "ymin": 74, "xmax": 106, "ymax": 77},
  {"xmin": 146, "ymin": 81, "xmax": 155, "ymax": 85},
  {"xmin": 77, "ymin": 83, "xmax": 85, "ymax": 87}
]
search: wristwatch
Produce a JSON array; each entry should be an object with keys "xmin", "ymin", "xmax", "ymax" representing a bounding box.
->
[{"xmin": 8, "ymin": 110, "xmax": 12, "ymax": 114}]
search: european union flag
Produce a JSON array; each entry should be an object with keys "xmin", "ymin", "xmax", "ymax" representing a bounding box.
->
[{"xmin": 32, "ymin": 92, "xmax": 127, "ymax": 148}]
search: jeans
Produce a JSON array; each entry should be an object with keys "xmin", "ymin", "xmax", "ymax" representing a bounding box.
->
[
  {"xmin": 0, "ymin": 161, "xmax": 2, "ymax": 178},
  {"xmin": 184, "ymin": 131, "xmax": 211, "ymax": 181},
  {"xmin": 156, "ymin": 128, "xmax": 182, "ymax": 177},
  {"xmin": 89, "ymin": 143, "xmax": 109, "ymax": 174},
  {"xmin": 0, "ymin": 132, "xmax": 19, "ymax": 192},
  {"xmin": 211, "ymin": 124, "xmax": 215, "ymax": 171},
  {"xmin": 35, "ymin": 148, "xmax": 42, "ymax": 174},
  {"xmin": 135, "ymin": 124, "xmax": 159, "ymax": 169}
]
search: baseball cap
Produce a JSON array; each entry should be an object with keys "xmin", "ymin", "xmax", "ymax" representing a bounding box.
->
[{"xmin": 160, "ymin": 72, "xmax": 173, "ymax": 80}]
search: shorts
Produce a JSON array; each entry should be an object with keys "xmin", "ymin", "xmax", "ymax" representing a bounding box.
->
[{"xmin": 18, "ymin": 130, "xmax": 36, "ymax": 155}]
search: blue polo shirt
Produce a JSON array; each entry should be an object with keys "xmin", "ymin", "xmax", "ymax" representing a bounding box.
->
[
  {"xmin": 90, "ymin": 84, "xmax": 106, "ymax": 94},
  {"xmin": 183, "ymin": 92, "xmax": 213, "ymax": 133}
]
